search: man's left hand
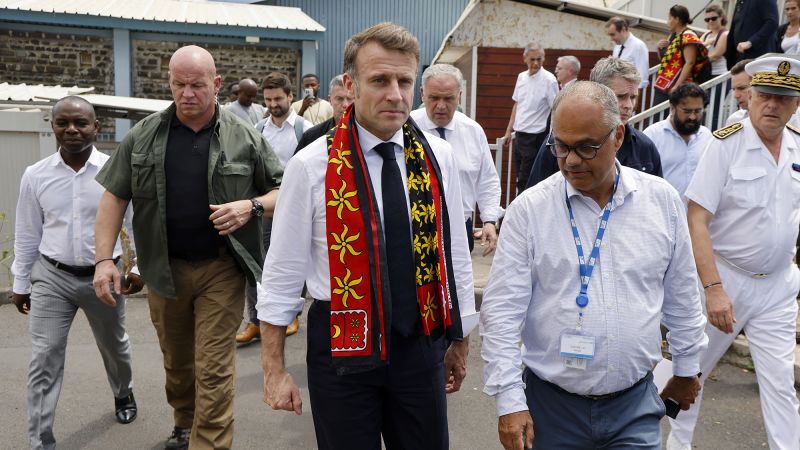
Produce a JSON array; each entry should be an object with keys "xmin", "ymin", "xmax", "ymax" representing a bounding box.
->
[
  {"xmin": 444, "ymin": 336, "xmax": 469, "ymax": 394},
  {"xmin": 736, "ymin": 41, "xmax": 752, "ymax": 53},
  {"xmin": 659, "ymin": 375, "xmax": 701, "ymax": 411},
  {"xmin": 480, "ymin": 223, "xmax": 498, "ymax": 257},
  {"xmin": 122, "ymin": 273, "xmax": 145, "ymax": 295},
  {"xmin": 210, "ymin": 200, "xmax": 252, "ymax": 235}
]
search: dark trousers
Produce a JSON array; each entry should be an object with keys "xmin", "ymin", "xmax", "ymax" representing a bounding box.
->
[
  {"xmin": 244, "ymin": 217, "xmax": 272, "ymax": 324},
  {"xmin": 466, "ymin": 217, "xmax": 474, "ymax": 253},
  {"xmin": 524, "ymin": 368, "xmax": 663, "ymax": 449},
  {"xmin": 514, "ymin": 131, "xmax": 548, "ymax": 195},
  {"xmin": 306, "ymin": 300, "xmax": 449, "ymax": 450}
]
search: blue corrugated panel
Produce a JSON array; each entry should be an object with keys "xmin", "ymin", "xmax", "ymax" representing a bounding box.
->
[{"xmin": 260, "ymin": 0, "xmax": 469, "ymax": 101}]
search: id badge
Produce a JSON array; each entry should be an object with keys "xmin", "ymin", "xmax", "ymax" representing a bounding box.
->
[{"xmin": 560, "ymin": 330, "xmax": 595, "ymax": 370}]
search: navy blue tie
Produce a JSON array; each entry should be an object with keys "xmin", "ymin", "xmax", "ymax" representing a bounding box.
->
[
  {"xmin": 373, "ymin": 142, "xmax": 418, "ymax": 336},
  {"xmin": 436, "ymin": 127, "xmax": 447, "ymax": 140}
]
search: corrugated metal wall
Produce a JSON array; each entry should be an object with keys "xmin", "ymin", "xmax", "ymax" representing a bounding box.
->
[{"xmin": 260, "ymin": 0, "xmax": 469, "ymax": 103}]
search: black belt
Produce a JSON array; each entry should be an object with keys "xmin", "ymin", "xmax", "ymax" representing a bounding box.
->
[
  {"xmin": 535, "ymin": 369, "xmax": 651, "ymax": 401},
  {"xmin": 42, "ymin": 254, "xmax": 119, "ymax": 277}
]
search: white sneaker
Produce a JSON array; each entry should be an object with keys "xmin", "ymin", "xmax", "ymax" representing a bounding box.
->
[{"xmin": 666, "ymin": 433, "xmax": 692, "ymax": 450}]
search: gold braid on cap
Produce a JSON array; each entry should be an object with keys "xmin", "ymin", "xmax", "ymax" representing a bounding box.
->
[{"xmin": 751, "ymin": 72, "xmax": 800, "ymax": 92}]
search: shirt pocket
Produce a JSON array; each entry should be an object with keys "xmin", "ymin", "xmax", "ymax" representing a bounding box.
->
[
  {"xmin": 790, "ymin": 170, "xmax": 800, "ymax": 208},
  {"xmin": 131, "ymin": 153, "xmax": 156, "ymax": 199},
  {"xmin": 215, "ymin": 162, "xmax": 254, "ymax": 200},
  {"xmin": 728, "ymin": 166, "xmax": 767, "ymax": 208}
]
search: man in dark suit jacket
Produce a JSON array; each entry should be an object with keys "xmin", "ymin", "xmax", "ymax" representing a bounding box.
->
[
  {"xmin": 725, "ymin": 0, "xmax": 778, "ymax": 69},
  {"xmin": 295, "ymin": 74, "xmax": 353, "ymax": 153}
]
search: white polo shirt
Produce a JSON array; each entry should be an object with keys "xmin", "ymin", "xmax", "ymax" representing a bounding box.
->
[{"xmin": 512, "ymin": 68, "xmax": 558, "ymax": 134}]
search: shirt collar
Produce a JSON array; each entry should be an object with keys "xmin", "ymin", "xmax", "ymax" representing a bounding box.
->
[
  {"xmin": 417, "ymin": 109, "xmax": 456, "ymax": 132},
  {"xmin": 564, "ymin": 161, "xmax": 637, "ymax": 208},
  {"xmin": 268, "ymin": 109, "xmax": 299, "ymax": 129},
  {"xmin": 51, "ymin": 146, "xmax": 102, "ymax": 168},
  {"xmin": 356, "ymin": 120, "xmax": 404, "ymax": 153}
]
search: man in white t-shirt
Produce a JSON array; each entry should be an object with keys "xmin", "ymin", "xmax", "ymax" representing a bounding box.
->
[{"xmin": 502, "ymin": 41, "xmax": 559, "ymax": 194}]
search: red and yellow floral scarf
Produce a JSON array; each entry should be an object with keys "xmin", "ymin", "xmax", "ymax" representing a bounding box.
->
[
  {"xmin": 324, "ymin": 105, "xmax": 462, "ymax": 373},
  {"xmin": 655, "ymin": 30, "xmax": 709, "ymax": 92}
]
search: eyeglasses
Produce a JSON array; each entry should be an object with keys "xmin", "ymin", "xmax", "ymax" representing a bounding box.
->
[
  {"xmin": 704, "ymin": 16, "xmax": 719, "ymax": 22},
  {"xmin": 678, "ymin": 107, "xmax": 705, "ymax": 116},
  {"xmin": 547, "ymin": 127, "xmax": 616, "ymax": 160}
]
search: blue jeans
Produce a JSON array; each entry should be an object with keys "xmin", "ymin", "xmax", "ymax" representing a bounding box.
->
[{"xmin": 524, "ymin": 368, "xmax": 664, "ymax": 449}]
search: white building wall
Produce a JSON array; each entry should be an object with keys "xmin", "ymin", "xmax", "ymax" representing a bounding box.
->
[{"xmin": 450, "ymin": 0, "xmax": 667, "ymax": 52}]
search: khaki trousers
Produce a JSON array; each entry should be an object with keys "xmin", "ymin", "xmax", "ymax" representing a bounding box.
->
[{"xmin": 148, "ymin": 250, "xmax": 245, "ymax": 450}]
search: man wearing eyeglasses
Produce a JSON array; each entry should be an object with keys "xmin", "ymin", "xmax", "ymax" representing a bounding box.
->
[
  {"xmin": 481, "ymin": 81, "xmax": 708, "ymax": 450},
  {"xmin": 525, "ymin": 57, "xmax": 662, "ymax": 190},
  {"xmin": 643, "ymin": 83, "xmax": 713, "ymax": 198},
  {"xmin": 667, "ymin": 56, "xmax": 800, "ymax": 450}
]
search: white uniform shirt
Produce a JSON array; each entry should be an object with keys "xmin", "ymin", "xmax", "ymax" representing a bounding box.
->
[
  {"xmin": 612, "ymin": 32, "xmax": 651, "ymax": 89},
  {"xmin": 410, "ymin": 109, "xmax": 502, "ymax": 222},
  {"xmin": 260, "ymin": 110, "xmax": 312, "ymax": 167},
  {"xmin": 257, "ymin": 123, "xmax": 478, "ymax": 336},
  {"xmin": 686, "ymin": 118, "xmax": 800, "ymax": 274},
  {"xmin": 643, "ymin": 116, "xmax": 712, "ymax": 196},
  {"xmin": 11, "ymin": 148, "xmax": 136, "ymax": 294},
  {"xmin": 724, "ymin": 108, "xmax": 749, "ymax": 126},
  {"xmin": 480, "ymin": 165, "xmax": 708, "ymax": 416},
  {"xmin": 512, "ymin": 69, "xmax": 559, "ymax": 134}
]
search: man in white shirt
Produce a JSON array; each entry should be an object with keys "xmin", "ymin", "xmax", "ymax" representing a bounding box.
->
[
  {"xmin": 224, "ymin": 78, "xmax": 265, "ymax": 126},
  {"xmin": 290, "ymin": 73, "xmax": 334, "ymax": 125},
  {"xmin": 257, "ymin": 72, "xmax": 313, "ymax": 167},
  {"xmin": 410, "ymin": 64, "xmax": 502, "ymax": 256},
  {"xmin": 11, "ymin": 96, "xmax": 144, "ymax": 450},
  {"xmin": 554, "ymin": 55, "xmax": 580, "ymax": 89},
  {"xmin": 258, "ymin": 23, "xmax": 477, "ymax": 450},
  {"xmin": 644, "ymin": 82, "xmax": 713, "ymax": 196},
  {"xmin": 238, "ymin": 72, "xmax": 312, "ymax": 343},
  {"xmin": 724, "ymin": 58, "xmax": 753, "ymax": 126},
  {"xmin": 481, "ymin": 81, "xmax": 707, "ymax": 450},
  {"xmin": 668, "ymin": 57, "xmax": 800, "ymax": 450},
  {"xmin": 606, "ymin": 17, "xmax": 651, "ymax": 89},
  {"xmin": 502, "ymin": 41, "xmax": 559, "ymax": 194}
]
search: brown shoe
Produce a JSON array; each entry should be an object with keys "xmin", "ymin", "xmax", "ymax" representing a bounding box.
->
[
  {"xmin": 286, "ymin": 317, "xmax": 300, "ymax": 336},
  {"xmin": 236, "ymin": 323, "xmax": 260, "ymax": 343}
]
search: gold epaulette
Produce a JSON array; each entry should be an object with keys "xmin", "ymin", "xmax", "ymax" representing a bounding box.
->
[
  {"xmin": 787, "ymin": 123, "xmax": 800, "ymax": 135},
  {"xmin": 712, "ymin": 122, "xmax": 743, "ymax": 140}
]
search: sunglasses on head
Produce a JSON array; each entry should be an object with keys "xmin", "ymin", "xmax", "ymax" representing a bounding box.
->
[{"xmin": 704, "ymin": 16, "xmax": 719, "ymax": 22}]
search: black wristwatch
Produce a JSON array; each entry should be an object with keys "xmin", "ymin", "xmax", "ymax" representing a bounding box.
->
[{"xmin": 250, "ymin": 198, "xmax": 264, "ymax": 217}]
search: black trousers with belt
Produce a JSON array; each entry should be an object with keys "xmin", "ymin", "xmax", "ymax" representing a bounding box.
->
[
  {"xmin": 306, "ymin": 300, "xmax": 449, "ymax": 450},
  {"xmin": 514, "ymin": 130, "xmax": 548, "ymax": 195}
]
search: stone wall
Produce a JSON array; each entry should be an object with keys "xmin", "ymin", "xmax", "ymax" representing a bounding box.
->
[
  {"xmin": 0, "ymin": 29, "xmax": 115, "ymax": 92},
  {"xmin": 133, "ymin": 40, "xmax": 301, "ymax": 104}
]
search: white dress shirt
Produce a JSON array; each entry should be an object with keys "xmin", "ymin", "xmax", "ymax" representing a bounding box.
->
[
  {"xmin": 480, "ymin": 165, "xmax": 708, "ymax": 416},
  {"xmin": 612, "ymin": 32, "xmax": 651, "ymax": 88},
  {"xmin": 410, "ymin": 109, "xmax": 502, "ymax": 222},
  {"xmin": 686, "ymin": 118, "xmax": 800, "ymax": 275},
  {"xmin": 512, "ymin": 69, "xmax": 559, "ymax": 134},
  {"xmin": 643, "ymin": 116, "xmax": 712, "ymax": 196},
  {"xmin": 257, "ymin": 122, "xmax": 478, "ymax": 336},
  {"xmin": 260, "ymin": 110, "xmax": 312, "ymax": 167},
  {"xmin": 11, "ymin": 148, "xmax": 136, "ymax": 294}
]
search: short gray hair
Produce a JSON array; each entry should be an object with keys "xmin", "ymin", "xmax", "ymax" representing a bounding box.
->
[
  {"xmin": 552, "ymin": 81, "xmax": 621, "ymax": 130},
  {"xmin": 557, "ymin": 55, "xmax": 581, "ymax": 74},
  {"xmin": 523, "ymin": 41, "xmax": 544, "ymax": 57},
  {"xmin": 329, "ymin": 74, "xmax": 345, "ymax": 93},
  {"xmin": 421, "ymin": 64, "xmax": 464, "ymax": 89},
  {"xmin": 590, "ymin": 56, "xmax": 641, "ymax": 88}
]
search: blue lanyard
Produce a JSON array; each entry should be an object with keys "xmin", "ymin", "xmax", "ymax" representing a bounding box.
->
[{"xmin": 565, "ymin": 173, "xmax": 619, "ymax": 318}]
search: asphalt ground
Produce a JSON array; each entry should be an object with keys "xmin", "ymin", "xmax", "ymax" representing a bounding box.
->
[{"xmin": 0, "ymin": 250, "xmax": 788, "ymax": 449}]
